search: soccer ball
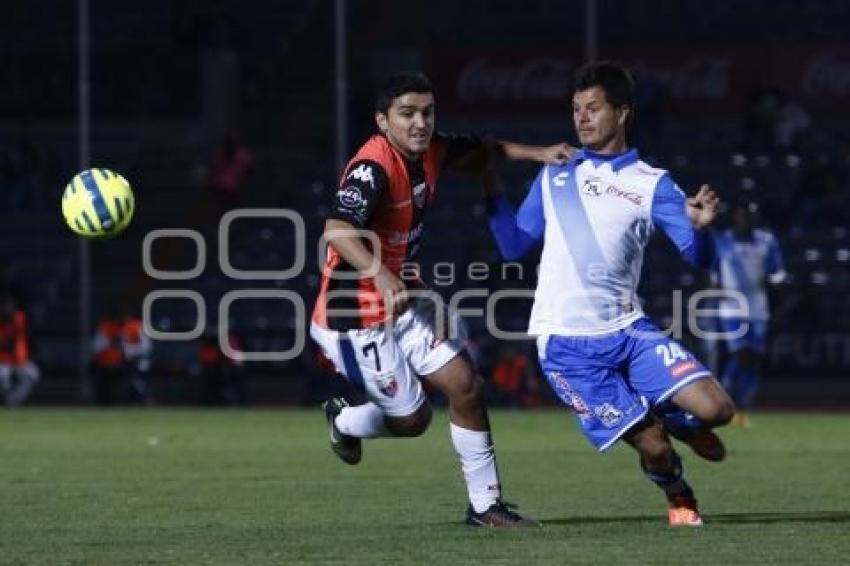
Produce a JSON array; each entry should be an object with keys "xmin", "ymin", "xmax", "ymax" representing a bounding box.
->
[{"xmin": 62, "ymin": 168, "xmax": 135, "ymax": 238}]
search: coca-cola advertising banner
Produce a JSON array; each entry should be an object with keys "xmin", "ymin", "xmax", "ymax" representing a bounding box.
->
[{"xmin": 425, "ymin": 45, "xmax": 850, "ymax": 116}]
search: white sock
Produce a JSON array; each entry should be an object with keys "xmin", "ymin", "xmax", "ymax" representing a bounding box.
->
[
  {"xmin": 450, "ymin": 422, "xmax": 501, "ymax": 513},
  {"xmin": 334, "ymin": 402, "xmax": 388, "ymax": 438}
]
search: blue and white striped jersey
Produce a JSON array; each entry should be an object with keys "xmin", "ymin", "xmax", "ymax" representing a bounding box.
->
[
  {"xmin": 488, "ymin": 148, "xmax": 714, "ymax": 336},
  {"xmin": 712, "ymin": 228, "xmax": 786, "ymax": 321}
]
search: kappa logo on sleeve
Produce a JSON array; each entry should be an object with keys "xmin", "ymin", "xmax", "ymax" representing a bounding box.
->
[{"xmin": 347, "ymin": 164, "xmax": 375, "ymax": 188}]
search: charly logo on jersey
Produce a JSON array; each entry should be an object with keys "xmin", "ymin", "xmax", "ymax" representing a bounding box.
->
[
  {"xmin": 582, "ymin": 178, "xmax": 603, "ymax": 196},
  {"xmin": 594, "ymin": 403, "xmax": 623, "ymax": 428},
  {"xmin": 552, "ymin": 172, "xmax": 569, "ymax": 186},
  {"xmin": 347, "ymin": 163, "xmax": 375, "ymax": 187},
  {"xmin": 375, "ymin": 373, "xmax": 398, "ymax": 398},
  {"xmin": 412, "ymin": 182, "xmax": 429, "ymax": 208},
  {"xmin": 338, "ymin": 186, "xmax": 365, "ymax": 208}
]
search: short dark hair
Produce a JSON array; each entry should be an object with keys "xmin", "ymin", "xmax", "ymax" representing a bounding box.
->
[
  {"xmin": 375, "ymin": 72, "xmax": 433, "ymax": 114},
  {"xmin": 573, "ymin": 61, "xmax": 635, "ymax": 110}
]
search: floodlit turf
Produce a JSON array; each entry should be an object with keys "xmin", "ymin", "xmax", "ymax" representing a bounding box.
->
[{"xmin": 0, "ymin": 409, "xmax": 848, "ymax": 565}]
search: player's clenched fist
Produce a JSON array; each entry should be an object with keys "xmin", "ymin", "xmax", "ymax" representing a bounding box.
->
[{"xmin": 686, "ymin": 184, "xmax": 720, "ymax": 229}]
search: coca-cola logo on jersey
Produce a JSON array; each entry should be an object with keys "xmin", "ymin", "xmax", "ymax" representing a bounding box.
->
[{"xmin": 606, "ymin": 186, "xmax": 644, "ymax": 206}]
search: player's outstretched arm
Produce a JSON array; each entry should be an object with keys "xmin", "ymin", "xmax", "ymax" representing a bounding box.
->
[
  {"xmin": 485, "ymin": 168, "xmax": 546, "ymax": 261},
  {"xmin": 652, "ymin": 178, "xmax": 717, "ymax": 269},
  {"xmin": 497, "ymin": 141, "xmax": 576, "ymax": 166}
]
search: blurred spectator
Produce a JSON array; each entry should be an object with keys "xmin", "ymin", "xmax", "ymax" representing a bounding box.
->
[
  {"xmin": 191, "ymin": 327, "xmax": 247, "ymax": 405},
  {"xmin": 743, "ymin": 88, "xmax": 782, "ymax": 151},
  {"xmin": 743, "ymin": 88, "xmax": 812, "ymax": 153},
  {"xmin": 0, "ymin": 295, "xmax": 40, "ymax": 406},
  {"xmin": 774, "ymin": 96, "xmax": 811, "ymax": 150},
  {"xmin": 205, "ymin": 133, "xmax": 255, "ymax": 210},
  {"xmin": 790, "ymin": 159, "xmax": 845, "ymax": 227},
  {"xmin": 92, "ymin": 305, "xmax": 153, "ymax": 405}
]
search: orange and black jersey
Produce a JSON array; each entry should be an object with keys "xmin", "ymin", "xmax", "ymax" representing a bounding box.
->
[{"xmin": 313, "ymin": 132, "xmax": 485, "ymax": 331}]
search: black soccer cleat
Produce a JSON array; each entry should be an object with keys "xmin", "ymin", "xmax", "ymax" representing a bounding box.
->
[
  {"xmin": 323, "ymin": 397, "xmax": 362, "ymax": 465},
  {"xmin": 465, "ymin": 500, "xmax": 541, "ymax": 528}
]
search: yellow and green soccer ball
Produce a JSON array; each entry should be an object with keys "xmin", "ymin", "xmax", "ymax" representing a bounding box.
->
[{"xmin": 62, "ymin": 168, "xmax": 135, "ymax": 238}]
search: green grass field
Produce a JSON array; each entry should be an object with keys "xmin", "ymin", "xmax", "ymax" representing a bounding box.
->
[{"xmin": 1, "ymin": 410, "xmax": 848, "ymax": 565}]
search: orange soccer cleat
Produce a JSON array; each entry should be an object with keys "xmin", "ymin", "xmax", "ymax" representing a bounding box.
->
[{"xmin": 667, "ymin": 492, "xmax": 704, "ymax": 527}]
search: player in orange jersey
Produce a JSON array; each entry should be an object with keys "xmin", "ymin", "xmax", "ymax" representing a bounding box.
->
[{"xmin": 312, "ymin": 72, "xmax": 572, "ymax": 526}]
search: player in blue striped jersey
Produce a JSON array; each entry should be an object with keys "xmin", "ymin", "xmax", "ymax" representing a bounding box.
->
[
  {"xmin": 485, "ymin": 62, "xmax": 735, "ymax": 526},
  {"xmin": 712, "ymin": 200, "xmax": 787, "ymax": 427}
]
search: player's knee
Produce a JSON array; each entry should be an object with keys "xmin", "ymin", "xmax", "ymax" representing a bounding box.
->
[
  {"xmin": 385, "ymin": 403, "xmax": 432, "ymax": 437},
  {"xmin": 698, "ymin": 390, "xmax": 735, "ymax": 427},
  {"xmin": 710, "ymin": 398, "xmax": 736, "ymax": 426}
]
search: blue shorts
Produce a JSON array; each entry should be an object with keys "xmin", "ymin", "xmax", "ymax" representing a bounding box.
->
[
  {"xmin": 719, "ymin": 318, "xmax": 768, "ymax": 353},
  {"xmin": 539, "ymin": 317, "xmax": 712, "ymax": 452}
]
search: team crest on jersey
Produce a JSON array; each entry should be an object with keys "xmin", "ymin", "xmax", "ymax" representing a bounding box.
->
[
  {"xmin": 412, "ymin": 182, "xmax": 429, "ymax": 208},
  {"xmin": 594, "ymin": 404, "xmax": 623, "ymax": 428},
  {"xmin": 376, "ymin": 374, "xmax": 398, "ymax": 398},
  {"xmin": 582, "ymin": 178, "xmax": 602, "ymax": 196},
  {"xmin": 338, "ymin": 186, "xmax": 365, "ymax": 208}
]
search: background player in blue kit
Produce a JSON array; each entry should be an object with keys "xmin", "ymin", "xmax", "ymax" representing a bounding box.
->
[
  {"xmin": 712, "ymin": 200, "xmax": 787, "ymax": 427},
  {"xmin": 484, "ymin": 62, "xmax": 735, "ymax": 526}
]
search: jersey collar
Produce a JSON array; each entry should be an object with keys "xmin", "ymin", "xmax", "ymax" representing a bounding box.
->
[{"xmin": 573, "ymin": 147, "xmax": 639, "ymax": 172}]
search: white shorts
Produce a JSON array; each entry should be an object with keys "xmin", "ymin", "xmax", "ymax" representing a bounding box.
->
[{"xmin": 310, "ymin": 298, "xmax": 468, "ymax": 417}]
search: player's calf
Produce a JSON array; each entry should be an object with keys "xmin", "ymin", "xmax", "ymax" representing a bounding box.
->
[
  {"xmin": 626, "ymin": 419, "xmax": 704, "ymax": 526},
  {"xmin": 656, "ymin": 403, "xmax": 726, "ymax": 462},
  {"xmin": 426, "ymin": 355, "xmax": 489, "ymax": 430}
]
